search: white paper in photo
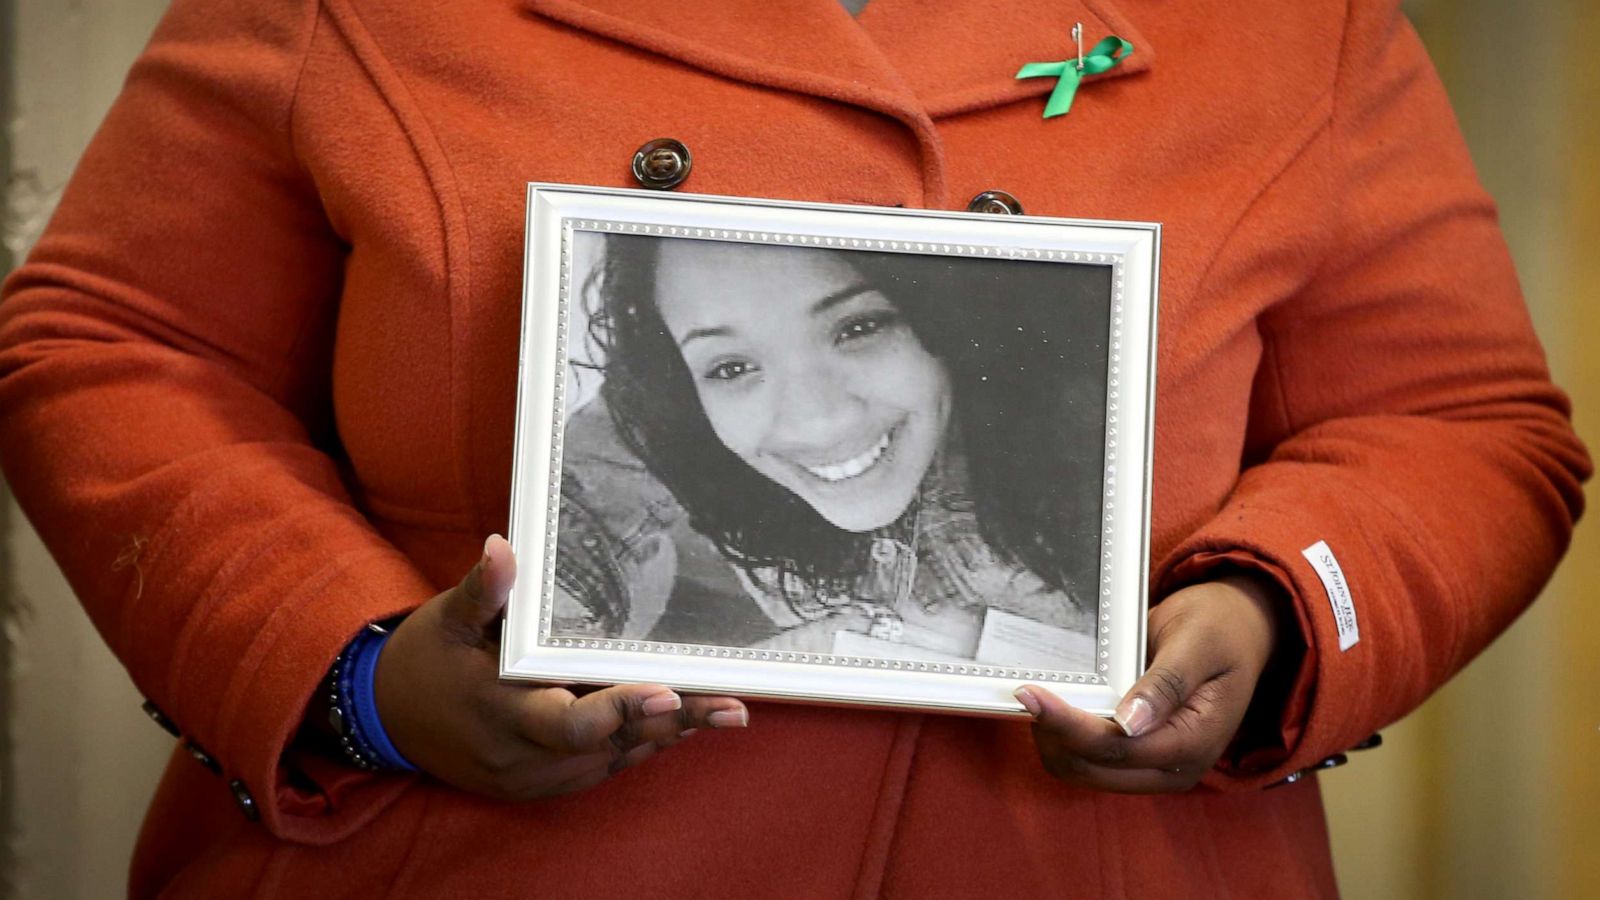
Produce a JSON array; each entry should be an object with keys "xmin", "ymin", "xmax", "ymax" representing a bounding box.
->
[
  {"xmin": 830, "ymin": 630, "xmax": 972, "ymax": 663},
  {"xmin": 974, "ymin": 608, "xmax": 1096, "ymax": 671}
]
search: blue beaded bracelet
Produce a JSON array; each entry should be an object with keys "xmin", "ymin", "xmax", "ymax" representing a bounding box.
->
[{"xmin": 327, "ymin": 624, "xmax": 416, "ymax": 772}]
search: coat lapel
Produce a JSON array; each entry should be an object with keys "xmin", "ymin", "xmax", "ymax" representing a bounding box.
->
[
  {"xmin": 520, "ymin": 0, "xmax": 1153, "ymax": 121},
  {"xmin": 521, "ymin": 0, "xmax": 923, "ymax": 112},
  {"xmin": 857, "ymin": 0, "xmax": 1153, "ymax": 118},
  {"xmin": 519, "ymin": 0, "xmax": 1154, "ymax": 204}
]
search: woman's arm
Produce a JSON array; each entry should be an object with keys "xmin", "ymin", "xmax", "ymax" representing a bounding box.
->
[
  {"xmin": 0, "ymin": 0, "xmax": 745, "ymax": 841},
  {"xmin": 1018, "ymin": 0, "xmax": 1589, "ymax": 790},
  {"xmin": 0, "ymin": 0, "xmax": 434, "ymax": 842}
]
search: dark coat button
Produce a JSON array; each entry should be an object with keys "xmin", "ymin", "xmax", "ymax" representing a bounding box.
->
[
  {"xmin": 141, "ymin": 700, "xmax": 181, "ymax": 737},
  {"xmin": 1311, "ymin": 752, "xmax": 1349, "ymax": 772},
  {"xmin": 1268, "ymin": 752, "xmax": 1350, "ymax": 788},
  {"xmin": 1267, "ymin": 735, "xmax": 1379, "ymax": 789},
  {"xmin": 967, "ymin": 190, "xmax": 1024, "ymax": 215},
  {"xmin": 185, "ymin": 741, "xmax": 222, "ymax": 775},
  {"xmin": 632, "ymin": 138, "xmax": 693, "ymax": 190},
  {"xmin": 229, "ymin": 779, "xmax": 259, "ymax": 821}
]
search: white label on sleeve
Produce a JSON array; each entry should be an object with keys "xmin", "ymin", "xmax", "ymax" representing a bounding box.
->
[{"xmin": 1301, "ymin": 540, "xmax": 1359, "ymax": 651}]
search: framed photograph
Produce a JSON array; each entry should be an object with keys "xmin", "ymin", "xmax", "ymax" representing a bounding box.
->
[{"xmin": 501, "ymin": 184, "xmax": 1159, "ymax": 718}]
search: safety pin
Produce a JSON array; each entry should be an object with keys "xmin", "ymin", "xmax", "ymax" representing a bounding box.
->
[{"xmin": 1071, "ymin": 22, "xmax": 1085, "ymax": 70}]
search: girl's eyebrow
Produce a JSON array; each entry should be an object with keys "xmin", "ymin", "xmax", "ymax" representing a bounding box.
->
[
  {"xmin": 677, "ymin": 281, "xmax": 875, "ymax": 349},
  {"xmin": 810, "ymin": 281, "xmax": 874, "ymax": 317},
  {"xmin": 678, "ymin": 323, "xmax": 730, "ymax": 348}
]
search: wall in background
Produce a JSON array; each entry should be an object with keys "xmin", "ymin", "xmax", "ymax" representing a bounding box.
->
[
  {"xmin": 2, "ymin": 3, "xmax": 174, "ymax": 898},
  {"xmin": 1, "ymin": 1, "xmax": 1594, "ymax": 897}
]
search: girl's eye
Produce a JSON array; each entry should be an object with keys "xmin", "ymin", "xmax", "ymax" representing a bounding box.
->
[
  {"xmin": 704, "ymin": 359, "xmax": 756, "ymax": 381},
  {"xmin": 836, "ymin": 311, "xmax": 900, "ymax": 344}
]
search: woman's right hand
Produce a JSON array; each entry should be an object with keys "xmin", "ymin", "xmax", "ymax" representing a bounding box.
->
[{"xmin": 375, "ymin": 535, "xmax": 749, "ymax": 800}]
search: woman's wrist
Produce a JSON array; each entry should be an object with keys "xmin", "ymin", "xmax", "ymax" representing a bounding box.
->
[
  {"xmin": 1202, "ymin": 566, "xmax": 1308, "ymax": 771},
  {"xmin": 1209, "ymin": 569, "xmax": 1285, "ymax": 673},
  {"xmin": 324, "ymin": 624, "xmax": 417, "ymax": 772}
]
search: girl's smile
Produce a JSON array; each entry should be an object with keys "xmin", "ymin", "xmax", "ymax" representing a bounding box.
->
[
  {"xmin": 653, "ymin": 239, "xmax": 951, "ymax": 532},
  {"xmin": 798, "ymin": 424, "xmax": 893, "ymax": 482}
]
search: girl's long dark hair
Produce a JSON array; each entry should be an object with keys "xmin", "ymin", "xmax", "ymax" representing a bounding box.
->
[{"xmin": 584, "ymin": 233, "xmax": 1110, "ymax": 607}]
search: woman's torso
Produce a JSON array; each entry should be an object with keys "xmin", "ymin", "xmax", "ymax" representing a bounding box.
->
[{"xmin": 136, "ymin": 0, "xmax": 1350, "ymax": 896}]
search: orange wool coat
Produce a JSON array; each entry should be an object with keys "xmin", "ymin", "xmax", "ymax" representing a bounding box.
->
[{"xmin": 0, "ymin": 0, "xmax": 1588, "ymax": 896}]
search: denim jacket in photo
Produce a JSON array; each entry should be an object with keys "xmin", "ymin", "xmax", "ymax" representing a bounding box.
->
[{"xmin": 553, "ymin": 398, "xmax": 1096, "ymax": 668}]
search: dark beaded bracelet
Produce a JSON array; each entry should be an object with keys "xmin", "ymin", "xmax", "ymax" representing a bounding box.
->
[{"xmin": 325, "ymin": 623, "xmax": 415, "ymax": 772}]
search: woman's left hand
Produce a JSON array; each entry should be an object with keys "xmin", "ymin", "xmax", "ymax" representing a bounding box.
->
[{"xmin": 1013, "ymin": 573, "xmax": 1283, "ymax": 793}]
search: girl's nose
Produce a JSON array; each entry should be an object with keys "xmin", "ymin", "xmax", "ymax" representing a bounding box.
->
[{"xmin": 766, "ymin": 364, "xmax": 864, "ymax": 454}]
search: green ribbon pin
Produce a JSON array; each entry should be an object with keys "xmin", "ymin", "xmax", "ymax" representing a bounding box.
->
[{"xmin": 1016, "ymin": 35, "xmax": 1134, "ymax": 118}]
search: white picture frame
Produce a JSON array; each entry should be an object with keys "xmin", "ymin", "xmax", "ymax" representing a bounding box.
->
[{"xmin": 502, "ymin": 183, "xmax": 1159, "ymax": 718}]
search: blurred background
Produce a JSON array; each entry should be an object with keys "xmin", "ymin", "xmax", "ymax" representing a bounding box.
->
[{"xmin": 0, "ymin": 0, "xmax": 1595, "ymax": 896}]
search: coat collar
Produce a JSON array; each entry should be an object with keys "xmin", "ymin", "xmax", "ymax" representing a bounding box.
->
[
  {"xmin": 520, "ymin": 0, "xmax": 1153, "ymax": 121},
  {"xmin": 855, "ymin": 0, "xmax": 1153, "ymax": 118}
]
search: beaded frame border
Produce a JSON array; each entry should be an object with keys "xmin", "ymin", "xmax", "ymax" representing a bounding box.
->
[{"xmin": 533, "ymin": 218, "xmax": 1125, "ymax": 687}]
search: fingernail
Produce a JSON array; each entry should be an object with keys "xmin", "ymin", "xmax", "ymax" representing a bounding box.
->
[
  {"xmin": 1115, "ymin": 696, "xmax": 1154, "ymax": 737},
  {"xmin": 1013, "ymin": 687, "xmax": 1042, "ymax": 716},
  {"xmin": 707, "ymin": 707, "xmax": 748, "ymax": 729},
  {"xmin": 641, "ymin": 691, "xmax": 682, "ymax": 717},
  {"xmin": 481, "ymin": 534, "xmax": 499, "ymax": 564},
  {"xmin": 678, "ymin": 728, "xmax": 699, "ymax": 739}
]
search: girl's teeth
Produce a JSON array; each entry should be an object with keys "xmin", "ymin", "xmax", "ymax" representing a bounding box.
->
[{"xmin": 807, "ymin": 433, "xmax": 890, "ymax": 482}]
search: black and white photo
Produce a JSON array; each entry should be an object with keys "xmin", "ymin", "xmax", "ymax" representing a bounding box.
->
[{"xmin": 503, "ymin": 186, "xmax": 1158, "ymax": 716}]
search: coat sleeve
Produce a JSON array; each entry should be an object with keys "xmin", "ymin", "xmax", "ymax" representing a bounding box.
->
[
  {"xmin": 0, "ymin": 0, "xmax": 436, "ymax": 841},
  {"xmin": 1154, "ymin": 0, "xmax": 1590, "ymax": 788}
]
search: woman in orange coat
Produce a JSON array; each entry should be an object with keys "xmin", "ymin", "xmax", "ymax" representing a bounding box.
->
[{"xmin": 0, "ymin": 0, "xmax": 1587, "ymax": 896}]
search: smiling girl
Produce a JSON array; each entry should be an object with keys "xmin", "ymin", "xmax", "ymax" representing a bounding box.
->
[{"xmin": 555, "ymin": 232, "xmax": 1113, "ymax": 665}]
